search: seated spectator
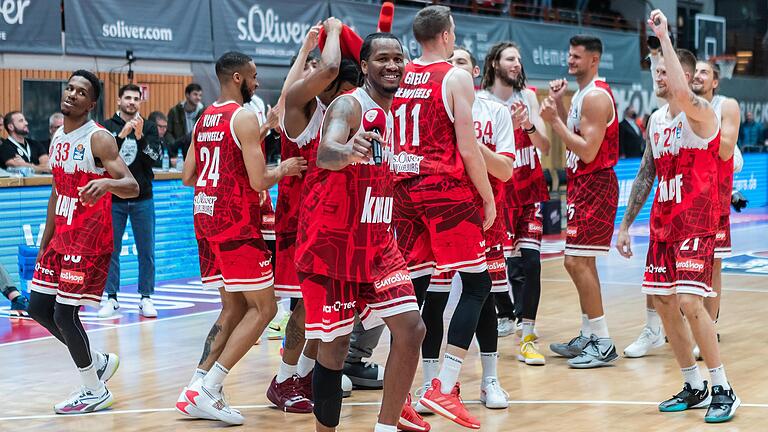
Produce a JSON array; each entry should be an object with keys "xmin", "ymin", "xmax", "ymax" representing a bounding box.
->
[
  {"xmin": 1, "ymin": 262, "xmax": 28, "ymax": 316},
  {"xmin": 166, "ymin": 83, "xmax": 204, "ymax": 144},
  {"xmin": 619, "ymin": 106, "xmax": 644, "ymax": 158},
  {"xmin": 40, "ymin": 112, "xmax": 64, "ymax": 151},
  {"xmin": 739, "ymin": 111, "xmax": 765, "ymax": 152},
  {"xmin": 148, "ymin": 111, "xmax": 171, "ymax": 167},
  {"xmin": 1, "ymin": 111, "xmax": 50, "ymax": 172}
]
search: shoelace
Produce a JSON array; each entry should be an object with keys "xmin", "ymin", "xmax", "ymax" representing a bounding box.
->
[
  {"xmin": 638, "ymin": 326, "xmax": 658, "ymax": 343},
  {"xmin": 568, "ymin": 335, "xmax": 587, "ymax": 346},
  {"xmin": 484, "ymin": 379, "xmax": 510, "ymax": 399},
  {"xmin": 522, "ymin": 340, "xmax": 539, "ymax": 353},
  {"xmin": 362, "ymin": 361, "xmax": 378, "ymax": 369}
]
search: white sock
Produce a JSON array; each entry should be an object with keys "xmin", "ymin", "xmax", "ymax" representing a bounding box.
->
[
  {"xmin": 203, "ymin": 362, "xmax": 229, "ymax": 387},
  {"xmin": 422, "ymin": 358, "xmax": 440, "ymax": 387},
  {"xmin": 480, "ymin": 352, "xmax": 498, "ymax": 380},
  {"xmin": 709, "ymin": 364, "xmax": 731, "ymax": 390},
  {"xmin": 297, "ymin": 353, "xmax": 315, "ymax": 378},
  {"xmin": 646, "ymin": 308, "xmax": 661, "ymax": 330},
  {"xmin": 438, "ymin": 353, "xmax": 463, "ymax": 394},
  {"xmin": 276, "ymin": 297, "xmax": 289, "ymax": 315},
  {"xmin": 374, "ymin": 423, "xmax": 397, "ymax": 432},
  {"xmin": 189, "ymin": 368, "xmax": 207, "ymax": 387},
  {"xmin": 589, "ymin": 315, "xmax": 610, "ymax": 339},
  {"xmin": 522, "ymin": 321, "xmax": 536, "ymax": 339},
  {"xmin": 276, "ymin": 360, "xmax": 298, "ymax": 383},
  {"xmin": 581, "ymin": 314, "xmax": 591, "ymax": 336},
  {"xmin": 681, "ymin": 364, "xmax": 705, "ymax": 391},
  {"xmin": 79, "ymin": 363, "xmax": 103, "ymax": 392}
]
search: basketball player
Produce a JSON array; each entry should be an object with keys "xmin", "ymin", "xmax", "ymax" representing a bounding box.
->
[
  {"xmin": 27, "ymin": 70, "xmax": 138, "ymax": 414},
  {"xmin": 418, "ymin": 46, "xmax": 515, "ymax": 412},
  {"xmin": 297, "ymin": 32, "xmax": 428, "ymax": 432},
  {"xmin": 178, "ymin": 51, "xmax": 305, "ymax": 425},
  {"xmin": 540, "ymin": 35, "xmax": 620, "ymax": 368},
  {"xmin": 479, "ymin": 41, "xmax": 551, "ymax": 365},
  {"xmin": 616, "ymin": 10, "xmax": 739, "ymax": 423},
  {"xmin": 392, "ymin": 6, "xmax": 496, "ymax": 429},
  {"xmin": 268, "ymin": 19, "xmax": 380, "ymax": 412}
]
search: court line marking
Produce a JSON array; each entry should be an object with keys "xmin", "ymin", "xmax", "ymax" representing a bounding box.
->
[{"xmin": 2, "ymin": 399, "xmax": 768, "ymax": 422}]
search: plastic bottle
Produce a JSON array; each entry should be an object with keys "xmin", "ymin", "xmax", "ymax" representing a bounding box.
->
[
  {"xmin": 175, "ymin": 148, "xmax": 183, "ymax": 172},
  {"xmin": 162, "ymin": 148, "xmax": 170, "ymax": 172}
]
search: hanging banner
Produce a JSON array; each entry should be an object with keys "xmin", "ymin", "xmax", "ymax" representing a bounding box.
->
[
  {"xmin": 212, "ymin": 0, "xmax": 329, "ymax": 66},
  {"xmin": 451, "ymin": 12, "xmax": 511, "ymax": 68},
  {"xmin": 0, "ymin": 0, "xmax": 61, "ymax": 54},
  {"xmin": 63, "ymin": 0, "xmax": 213, "ymax": 61}
]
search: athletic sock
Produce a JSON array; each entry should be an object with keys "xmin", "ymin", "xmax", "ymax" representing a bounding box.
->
[
  {"xmin": 647, "ymin": 308, "xmax": 661, "ymax": 330},
  {"xmin": 79, "ymin": 363, "xmax": 103, "ymax": 392},
  {"xmin": 189, "ymin": 368, "xmax": 207, "ymax": 386},
  {"xmin": 438, "ymin": 353, "xmax": 463, "ymax": 394},
  {"xmin": 297, "ymin": 353, "xmax": 315, "ymax": 378},
  {"xmin": 480, "ymin": 352, "xmax": 498, "ymax": 380},
  {"xmin": 709, "ymin": 364, "xmax": 731, "ymax": 390},
  {"xmin": 203, "ymin": 362, "xmax": 229, "ymax": 387},
  {"xmin": 277, "ymin": 360, "xmax": 298, "ymax": 383},
  {"xmin": 374, "ymin": 423, "xmax": 397, "ymax": 432},
  {"xmin": 422, "ymin": 358, "xmax": 440, "ymax": 387},
  {"xmin": 589, "ymin": 315, "xmax": 610, "ymax": 339},
  {"xmin": 681, "ymin": 364, "xmax": 706, "ymax": 391},
  {"xmin": 581, "ymin": 314, "xmax": 591, "ymax": 336},
  {"xmin": 522, "ymin": 321, "xmax": 535, "ymax": 339}
]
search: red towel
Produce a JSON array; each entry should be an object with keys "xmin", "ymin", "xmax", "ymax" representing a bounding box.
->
[{"xmin": 318, "ymin": 24, "xmax": 363, "ymax": 64}]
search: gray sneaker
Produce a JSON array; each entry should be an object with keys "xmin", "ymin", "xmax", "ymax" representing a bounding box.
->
[
  {"xmin": 550, "ymin": 333, "xmax": 590, "ymax": 358},
  {"xmin": 568, "ymin": 335, "xmax": 619, "ymax": 369}
]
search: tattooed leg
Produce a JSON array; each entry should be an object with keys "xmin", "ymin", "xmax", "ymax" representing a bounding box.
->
[
  {"xmin": 281, "ymin": 300, "xmax": 307, "ymax": 365},
  {"xmin": 198, "ymin": 289, "xmax": 247, "ymax": 370}
]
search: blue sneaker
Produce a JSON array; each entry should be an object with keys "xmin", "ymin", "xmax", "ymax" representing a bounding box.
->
[
  {"xmin": 9, "ymin": 295, "xmax": 29, "ymax": 317},
  {"xmin": 659, "ymin": 382, "xmax": 711, "ymax": 412},
  {"xmin": 704, "ymin": 385, "xmax": 740, "ymax": 423}
]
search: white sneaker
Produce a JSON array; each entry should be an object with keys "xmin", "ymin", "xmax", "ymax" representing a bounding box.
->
[
  {"xmin": 97, "ymin": 298, "xmax": 119, "ymax": 318},
  {"xmin": 54, "ymin": 385, "xmax": 113, "ymax": 414},
  {"xmin": 95, "ymin": 352, "xmax": 120, "ymax": 382},
  {"xmin": 693, "ymin": 345, "xmax": 702, "ymax": 360},
  {"xmin": 139, "ymin": 297, "xmax": 158, "ymax": 318},
  {"xmin": 414, "ymin": 383, "xmax": 432, "ymax": 414},
  {"xmin": 184, "ymin": 380, "xmax": 243, "ymax": 425},
  {"xmin": 497, "ymin": 318, "xmax": 515, "ymax": 338},
  {"xmin": 623, "ymin": 326, "xmax": 665, "ymax": 358},
  {"xmin": 480, "ymin": 377, "xmax": 509, "ymax": 409},
  {"xmin": 176, "ymin": 385, "xmax": 216, "ymax": 420},
  {"xmin": 341, "ymin": 374, "xmax": 353, "ymax": 398}
]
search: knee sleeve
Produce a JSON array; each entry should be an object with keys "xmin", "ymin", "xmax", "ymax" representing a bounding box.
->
[
  {"xmin": 506, "ymin": 257, "xmax": 525, "ymax": 318},
  {"xmin": 290, "ymin": 297, "xmax": 300, "ymax": 312},
  {"xmin": 520, "ymin": 249, "xmax": 542, "ymax": 321},
  {"xmin": 53, "ymin": 303, "xmax": 92, "ymax": 368},
  {"xmin": 494, "ymin": 291, "xmax": 515, "ymax": 320},
  {"xmin": 28, "ymin": 291, "xmax": 66, "ymax": 343},
  {"xmin": 312, "ymin": 361, "xmax": 344, "ymax": 428},
  {"xmin": 475, "ymin": 295, "xmax": 498, "ymax": 353},
  {"xmin": 421, "ymin": 291, "xmax": 449, "ymax": 359},
  {"xmin": 412, "ymin": 275, "xmax": 431, "ymax": 309},
  {"xmin": 447, "ymin": 271, "xmax": 491, "ymax": 350}
]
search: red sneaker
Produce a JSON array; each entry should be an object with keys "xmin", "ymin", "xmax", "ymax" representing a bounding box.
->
[
  {"xmin": 296, "ymin": 370, "xmax": 313, "ymax": 398},
  {"xmin": 398, "ymin": 393, "xmax": 431, "ymax": 431},
  {"xmin": 418, "ymin": 378, "xmax": 480, "ymax": 429},
  {"xmin": 266, "ymin": 375, "xmax": 313, "ymax": 414}
]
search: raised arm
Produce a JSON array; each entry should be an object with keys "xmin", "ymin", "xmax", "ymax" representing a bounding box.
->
[
  {"xmin": 719, "ymin": 97, "xmax": 741, "ymax": 161},
  {"xmin": 79, "ymin": 130, "xmax": 139, "ymax": 206},
  {"xmin": 316, "ymin": 96, "xmax": 375, "ymax": 171},
  {"xmin": 616, "ymin": 140, "xmax": 656, "ymax": 258},
  {"xmin": 541, "ymin": 90, "xmax": 611, "ymax": 164}
]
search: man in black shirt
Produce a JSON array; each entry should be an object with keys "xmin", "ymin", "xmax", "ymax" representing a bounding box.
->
[
  {"xmin": 618, "ymin": 106, "xmax": 644, "ymax": 158},
  {"xmin": 1, "ymin": 111, "xmax": 50, "ymax": 172},
  {"xmin": 100, "ymin": 84, "xmax": 162, "ymax": 318}
]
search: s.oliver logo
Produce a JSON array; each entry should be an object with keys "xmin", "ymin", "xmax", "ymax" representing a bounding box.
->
[
  {"xmin": 236, "ymin": 5, "xmax": 311, "ymax": 44},
  {"xmin": 0, "ymin": 0, "xmax": 30, "ymax": 25},
  {"xmin": 60, "ymin": 270, "xmax": 85, "ymax": 285}
]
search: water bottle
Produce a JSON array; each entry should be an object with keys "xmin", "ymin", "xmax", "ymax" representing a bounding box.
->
[
  {"xmin": 162, "ymin": 148, "xmax": 170, "ymax": 172},
  {"xmin": 175, "ymin": 148, "xmax": 184, "ymax": 172}
]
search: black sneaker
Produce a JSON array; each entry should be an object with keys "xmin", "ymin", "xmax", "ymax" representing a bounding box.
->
[
  {"xmin": 704, "ymin": 385, "xmax": 740, "ymax": 423},
  {"xmin": 342, "ymin": 360, "xmax": 384, "ymax": 389},
  {"xmin": 549, "ymin": 333, "xmax": 590, "ymax": 358},
  {"xmin": 9, "ymin": 295, "xmax": 29, "ymax": 317},
  {"xmin": 659, "ymin": 381, "xmax": 711, "ymax": 412}
]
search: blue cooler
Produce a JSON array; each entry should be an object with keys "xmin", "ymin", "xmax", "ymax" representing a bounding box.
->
[{"xmin": 17, "ymin": 245, "xmax": 39, "ymax": 292}]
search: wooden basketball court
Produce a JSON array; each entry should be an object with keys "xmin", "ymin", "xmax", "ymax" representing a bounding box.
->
[{"xmin": 1, "ymin": 220, "xmax": 767, "ymax": 431}]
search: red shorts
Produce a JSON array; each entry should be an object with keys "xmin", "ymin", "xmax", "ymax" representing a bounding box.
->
[
  {"xmin": 714, "ymin": 214, "xmax": 731, "ymax": 259},
  {"xmin": 642, "ymin": 235, "xmax": 715, "ymax": 298},
  {"xmin": 299, "ymin": 270, "xmax": 419, "ymax": 342},
  {"xmin": 503, "ymin": 203, "xmax": 543, "ymax": 257},
  {"xmin": 394, "ymin": 176, "xmax": 487, "ymax": 278},
  {"xmin": 565, "ymin": 169, "xmax": 618, "ymax": 256},
  {"xmin": 30, "ymin": 246, "xmax": 110, "ymax": 308},
  {"xmin": 198, "ymin": 238, "xmax": 274, "ymax": 292},
  {"xmin": 274, "ymin": 231, "xmax": 302, "ymax": 298},
  {"xmin": 428, "ymin": 244, "xmax": 507, "ymax": 293}
]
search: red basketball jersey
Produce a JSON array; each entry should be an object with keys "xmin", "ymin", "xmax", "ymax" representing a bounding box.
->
[
  {"xmin": 274, "ymin": 99, "xmax": 326, "ymax": 235},
  {"xmin": 647, "ymin": 104, "xmax": 721, "ymax": 241},
  {"xmin": 566, "ymin": 79, "xmax": 619, "ymax": 178},
  {"xmin": 296, "ymin": 88, "xmax": 405, "ymax": 283},
  {"xmin": 712, "ymin": 95, "xmax": 734, "ymax": 216},
  {"xmin": 477, "ymin": 89, "xmax": 549, "ymax": 207},
  {"xmin": 391, "ymin": 60, "xmax": 465, "ymax": 181},
  {"xmin": 48, "ymin": 120, "xmax": 114, "ymax": 256},
  {"xmin": 192, "ymin": 101, "xmax": 262, "ymax": 242}
]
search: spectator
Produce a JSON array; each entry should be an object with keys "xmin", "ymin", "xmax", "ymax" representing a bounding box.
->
[
  {"xmin": 619, "ymin": 106, "xmax": 644, "ymax": 158},
  {"xmin": 0, "ymin": 111, "xmax": 49, "ymax": 172},
  {"xmin": 147, "ymin": 111, "xmax": 171, "ymax": 168},
  {"xmin": 100, "ymin": 84, "xmax": 162, "ymax": 319},
  {"xmin": 739, "ymin": 111, "xmax": 765, "ymax": 152},
  {"xmin": 1, "ymin": 263, "xmax": 28, "ymax": 316},
  {"xmin": 40, "ymin": 112, "xmax": 64, "ymax": 151},
  {"xmin": 166, "ymin": 83, "xmax": 204, "ymax": 143}
]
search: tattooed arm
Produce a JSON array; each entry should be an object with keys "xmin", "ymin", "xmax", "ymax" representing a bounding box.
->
[
  {"xmin": 316, "ymin": 95, "xmax": 377, "ymax": 171},
  {"xmin": 616, "ymin": 141, "xmax": 656, "ymax": 258}
]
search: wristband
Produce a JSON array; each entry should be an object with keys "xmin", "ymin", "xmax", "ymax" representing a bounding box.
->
[{"xmin": 524, "ymin": 125, "xmax": 536, "ymax": 135}]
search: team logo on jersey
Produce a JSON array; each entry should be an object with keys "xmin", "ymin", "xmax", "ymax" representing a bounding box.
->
[
  {"xmin": 55, "ymin": 194, "xmax": 78, "ymax": 225},
  {"xmin": 34, "ymin": 262, "xmax": 55, "ymax": 277},
  {"xmin": 194, "ymin": 192, "xmax": 218, "ymax": 217},
  {"xmin": 60, "ymin": 269, "xmax": 85, "ymax": 285},
  {"xmin": 657, "ymin": 174, "xmax": 683, "ymax": 204},
  {"xmin": 566, "ymin": 151, "xmax": 580, "ymax": 173},
  {"xmin": 566, "ymin": 226, "xmax": 578, "ymax": 237},
  {"xmin": 390, "ymin": 151, "xmax": 423, "ymax": 175},
  {"xmin": 654, "ymin": 132, "xmax": 660, "ymax": 145},
  {"xmin": 514, "ymin": 146, "xmax": 538, "ymax": 170},
  {"xmin": 323, "ymin": 300, "xmax": 357, "ymax": 314},
  {"xmin": 360, "ymin": 187, "xmax": 393, "ymax": 224},
  {"xmin": 676, "ymin": 258, "xmax": 705, "ymax": 272},
  {"xmin": 645, "ymin": 264, "xmax": 667, "ymax": 274},
  {"xmin": 73, "ymin": 144, "xmax": 85, "ymax": 161},
  {"xmin": 675, "ymin": 122, "xmax": 683, "ymax": 139}
]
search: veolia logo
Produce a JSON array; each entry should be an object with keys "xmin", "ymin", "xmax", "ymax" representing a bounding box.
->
[{"xmin": 236, "ymin": 4, "xmax": 311, "ymax": 44}]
